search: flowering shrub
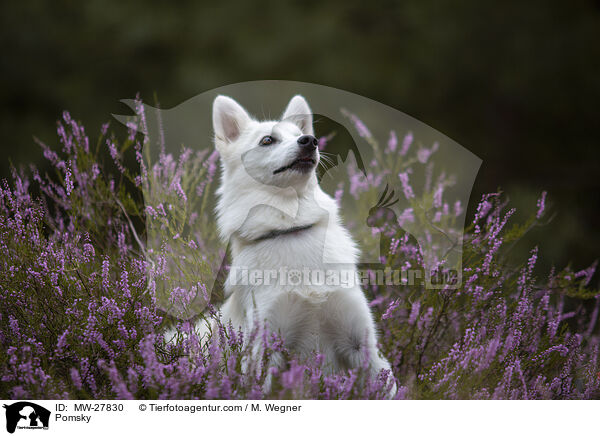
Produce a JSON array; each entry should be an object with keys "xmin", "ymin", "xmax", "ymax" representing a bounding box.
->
[{"xmin": 0, "ymin": 110, "xmax": 598, "ymax": 399}]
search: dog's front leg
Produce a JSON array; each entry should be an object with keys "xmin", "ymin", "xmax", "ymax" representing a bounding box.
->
[{"xmin": 320, "ymin": 289, "xmax": 397, "ymax": 398}]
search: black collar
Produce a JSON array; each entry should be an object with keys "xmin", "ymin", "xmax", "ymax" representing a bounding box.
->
[{"xmin": 254, "ymin": 224, "xmax": 314, "ymax": 242}]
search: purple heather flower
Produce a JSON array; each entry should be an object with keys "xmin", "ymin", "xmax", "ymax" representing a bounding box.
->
[
  {"xmin": 400, "ymin": 131, "xmax": 413, "ymax": 156},
  {"xmin": 398, "ymin": 171, "xmax": 415, "ymax": 199},
  {"xmin": 386, "ymin": 130, "xmax": 398, "ymax": 153},
  {"xmin": 318, "ymin": 135, "xmax": 328, "ymax": 150},
  {"xmin": 64, "ymin": 163, "xmax": 74, "ymax": 196},
  {"xmin": 433, "ymin": 184, "xmax": 443, "ymax": 208},
  {"xmin": 417, "ymin": 142, "xmax": 439, "ymax": 164},
  {"xmin": 349, "ymin": 114, "xmax": 371, "ymax": 138},
  {"xmin": 536, "ymin": 191, "xmax": 547, "ymax": 219},
  {"xmin": 382, "ymin": 299, "xmax": 400, "ymax": 319},
  {"xmin": 408, "ymin": 300, "xmax": 421, "ymax": 325}
]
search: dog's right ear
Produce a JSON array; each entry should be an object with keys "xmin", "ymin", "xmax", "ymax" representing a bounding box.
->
[{"xmin": 212, "ymin": 95, "xmax": 251, "ymax": 147}]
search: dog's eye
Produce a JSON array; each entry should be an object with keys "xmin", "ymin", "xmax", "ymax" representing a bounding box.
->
[{"xmin": 259, "ymin": 135, "xmax": 274, "ymax": 146}]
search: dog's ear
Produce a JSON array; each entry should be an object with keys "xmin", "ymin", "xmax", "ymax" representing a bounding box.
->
[
  {"xmin": 282, "ymin": 95, "xmax": 314, "ymax": 136},
  {"xmin": 213, "ymin": 95, "xmax": 251, "ymax": 146}
]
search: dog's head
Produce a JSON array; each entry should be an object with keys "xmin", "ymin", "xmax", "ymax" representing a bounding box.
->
[{"xmin": 212, "ymin": 95, "xmax": 319, "ymax": 190}]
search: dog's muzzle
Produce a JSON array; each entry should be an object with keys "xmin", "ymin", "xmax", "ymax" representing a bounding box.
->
[{"xmin": 273, "ymin": 135, "xmax": 318, "ymax": 175}]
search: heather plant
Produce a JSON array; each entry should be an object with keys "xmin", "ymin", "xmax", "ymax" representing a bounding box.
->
[{"xmin": 0, "ymin": 109, "xmax": 598, "ymax": 400}]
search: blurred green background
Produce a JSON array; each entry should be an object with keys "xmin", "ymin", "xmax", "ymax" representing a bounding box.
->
[{"xmin": 1, "ymin": 0, "xmax": 598, "ymax": 274}]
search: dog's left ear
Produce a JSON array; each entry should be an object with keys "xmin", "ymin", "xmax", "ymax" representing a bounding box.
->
[{"xmin": 282, "ymin": 95, "xmax": 314, "ymax": 136}]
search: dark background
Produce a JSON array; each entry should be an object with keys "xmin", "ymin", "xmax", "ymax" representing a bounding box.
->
[{"xmin": 1, "ymin": 0, "xmax": 598, "ymax": 273}]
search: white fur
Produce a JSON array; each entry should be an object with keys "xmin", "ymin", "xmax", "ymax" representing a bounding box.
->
[{"xmin": 208, "ymin": 95, "xmax": 394, "ymax": 391}]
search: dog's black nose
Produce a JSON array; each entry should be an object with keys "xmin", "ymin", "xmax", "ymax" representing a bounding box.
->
[{"xmin": 297, "ymin": 135, "xmax": 318, "ymax": 150}]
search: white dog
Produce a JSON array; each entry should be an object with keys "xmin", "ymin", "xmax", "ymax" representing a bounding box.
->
[{"xmin": 206, "ymin": 94, "xmax": 393, "ymax": 391}]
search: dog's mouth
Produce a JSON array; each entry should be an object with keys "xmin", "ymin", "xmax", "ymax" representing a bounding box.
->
[{"xmin": 273, "ymin": 156, "xmax": 317, "ymax": 175}]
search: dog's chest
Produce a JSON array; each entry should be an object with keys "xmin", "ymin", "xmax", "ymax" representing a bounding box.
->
[{"xmin": 235, "ymin": 224, "xmax": 328, "ymax": 271}]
